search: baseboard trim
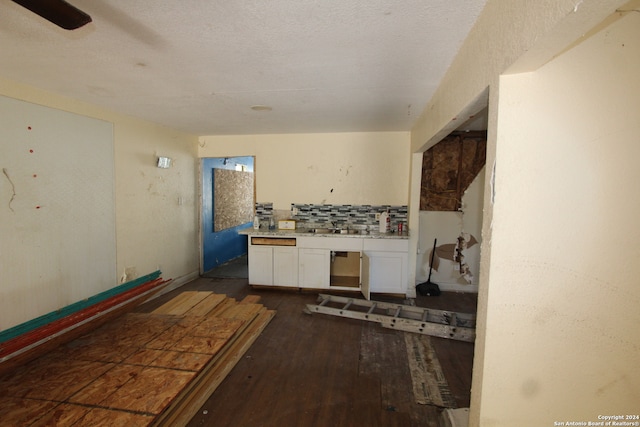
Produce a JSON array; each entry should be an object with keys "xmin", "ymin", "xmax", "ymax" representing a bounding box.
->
[
  {"xmin": 438, "ymin": 283, "xmax": 479, "ymax": 293},
  {"xmin": 147, "ymin": 270, "xmax": 200, "ymax": 301},
  {"xmin": 411, "ymin": 283, "xmax": 478, "ymax": 295},
  {"xmin": 441, "ymin": 408, "xmax": 469, "ymax": 427}
]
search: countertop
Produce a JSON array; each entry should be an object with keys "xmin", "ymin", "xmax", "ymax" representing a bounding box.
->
[{"xmin": 239, "ymin": 228, "xmax": 409, "ymax": 240}]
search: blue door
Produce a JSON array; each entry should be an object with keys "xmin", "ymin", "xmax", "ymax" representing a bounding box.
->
[{"xmin": 201, "ymin": 156, "xmax": 254, "ymax": 273}]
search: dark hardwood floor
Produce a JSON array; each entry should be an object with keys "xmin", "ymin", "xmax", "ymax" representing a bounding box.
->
[{"xmin": 138, "ymin": 277, "xmax": 477, "ymax": 427}]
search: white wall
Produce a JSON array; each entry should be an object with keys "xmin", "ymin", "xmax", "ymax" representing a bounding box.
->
[
  {"xmin": 481, "ymin": 12, "xmax": 640, "ymax": 423},
  {"xmin": 0, "ymin": 78, "xmax": 200, "ymax": 329},
  {"xmin": 408, "ymin": 1, "xmax": 634, "ymax": 425},
  {"xmin": 417, "ymin": 167, "xmax": 485, "ymax": 291},
  {"xmin": 0, "ymin": 96, "xmax": 115, "ymax": 329},
  {"xmin": 410, "ymin": 0, "xmax": 624, "ymax": 154},
  {"xmin": 198, "ymin": 132, "xmax": 411, "ymax": 210}
]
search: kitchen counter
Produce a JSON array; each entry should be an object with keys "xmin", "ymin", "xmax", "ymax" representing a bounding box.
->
[
  {"xmin": 243, "ymin": 226, "xmax": 410, "ymax": 297},
  {"xmin": 239, "ymin": 228, "xmax": 409, "ymax": 240}
]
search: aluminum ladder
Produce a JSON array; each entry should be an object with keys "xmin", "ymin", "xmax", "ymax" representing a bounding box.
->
[{"xmin": 304, "ymin": 293, "xmax": 476, "ymax": 342}]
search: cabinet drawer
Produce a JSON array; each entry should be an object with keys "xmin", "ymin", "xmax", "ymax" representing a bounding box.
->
[
  {"xmin": 251, "ymin": 237, "xmax": 296, "ymax": 246},
  {"xmin": 297, "ymin": 236, "xmax": 363, "ymax": 251},
  {"xmin": 363, "ymin": 239, "xmax": 408, "ymax": 252}
]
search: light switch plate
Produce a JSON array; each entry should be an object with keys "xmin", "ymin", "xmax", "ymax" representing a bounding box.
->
[{"xmin": 157, "ymin": 156, "xmax": 171, "ymax": 168}]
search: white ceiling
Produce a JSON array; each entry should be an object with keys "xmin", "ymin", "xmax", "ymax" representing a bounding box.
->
[{"xmin": 0, "ymin": 0, "xmax": 487, "ymax": 136}]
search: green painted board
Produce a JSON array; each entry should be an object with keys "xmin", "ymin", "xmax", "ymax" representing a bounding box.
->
[{"xmin": 0, "ymin": 270, "xmax": 161, "ymax": 344}]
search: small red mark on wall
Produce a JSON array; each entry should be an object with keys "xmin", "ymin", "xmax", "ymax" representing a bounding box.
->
[
  {"xmin": 29, "ymin": 149, "xmax": 34, "ymax": 153},
  {"xmin": 35, "ymin": 205, "xmax": 41, "ymax": 209},
  {"xmin": 33, "ymin": 174, "xmax": 37, "ymax": 178},
  {"xmin": 28, "ymin": 126, "xmax": 32, "ymax": 130}
]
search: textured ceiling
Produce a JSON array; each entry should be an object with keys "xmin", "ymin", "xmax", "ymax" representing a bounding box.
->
[{"xmin": 0, "ymin": 0, "xmax": 487, "ymax": 135}]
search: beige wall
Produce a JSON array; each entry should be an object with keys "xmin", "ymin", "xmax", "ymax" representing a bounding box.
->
[
  {"xmin": 409, "ymin": 1, "xmax": 638, "ymax": 424},
  {"xmin": 0, "ymin": 92, "xmax": 410, "ymax": 328},
  {"xmin": 198, "ymin": 132, "xmax": 411, "ymax": 210},
  {"xmin": 483, "ymin": 13, "xmax": 640, "ymax": 423},
  {"xmin": 112, "ymin": 115, "xmax": 199, "ymax": 284},
  {"xmin": 0, "ymin": 78, "xmax": 200, "ymax": 327}
]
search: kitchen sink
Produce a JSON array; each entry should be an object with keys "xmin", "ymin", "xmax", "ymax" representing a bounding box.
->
[
  {"xmin": 307, "ymin": 228, "xmax": 333, "ymax": 234},
  {"xmin": 307, "ymin": 228, "xmax": 366, "ymax": 235},
  {"xmin": 337, "ymin": 229, "xmax": 364, "ymax": 235}
]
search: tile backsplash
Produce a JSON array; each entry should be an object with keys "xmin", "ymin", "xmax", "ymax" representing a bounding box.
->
[
  {"xmin": 254, "ymin": 202, "xmax": 407, "ymax": 230},
  {"xmin": 255, "ymin": 202, "xmax": 274, "ymax": 218}
]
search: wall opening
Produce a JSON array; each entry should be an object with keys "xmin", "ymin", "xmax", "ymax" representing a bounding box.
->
[{"xmin": 201, "ymin": 156, "xmax": 255, "ymax": 274}]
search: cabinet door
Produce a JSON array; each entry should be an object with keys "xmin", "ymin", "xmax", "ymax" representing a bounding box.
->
[
  {"xmin": 273, "ymin": 246, "xmax": 298, "ymax": 287},
  {"xmin": 366, "ymin": 251, "xmax": 407, "ymax": 294},
  {"xmin": 298, "ymin": 248, "xmax": 330, "ymax": 288},
  {"xmin": 361, "ymin": 252, "xmax": 371, "ymax": 300},
  {"xmin": 248, "ymin": 246, "xmax": 273, "ymax": 285}
]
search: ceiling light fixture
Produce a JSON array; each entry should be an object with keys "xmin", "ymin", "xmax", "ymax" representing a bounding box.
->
[{"xmin": 250, "ymin": 105, "xmax": 273, "ymax": 112}]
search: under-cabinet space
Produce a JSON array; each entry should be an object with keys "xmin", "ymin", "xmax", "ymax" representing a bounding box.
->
[{"xmin": 330, "ymin": 251, "xmax": 360, "ymax": 288}]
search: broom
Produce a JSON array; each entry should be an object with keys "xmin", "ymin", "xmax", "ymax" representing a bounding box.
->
[{"xmin": 416, "ymin": 238, "xmax": 441, "ymax": 296}]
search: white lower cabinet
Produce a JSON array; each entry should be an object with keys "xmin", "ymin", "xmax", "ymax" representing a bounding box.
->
[
  {"xmin": 273, "ymin": 246, "xmax": 298, "ymax": 287},
  {"xmin": 248, "ymin": 245, "xmax": 273, "ymax": 286},
  {"xmin": 364, "ymin": 250, "xmax": 408, "ymax": 294},
  {"xmin": 248, "ymin": 245, "xmax": 298, "ymax": 287},
  {"xmin": 298, "ymin": 248, "xmax": 330, "ymax": 288},
  {"xmin": 248, "ymin": 234, "xmax": 409, "ymax": 297},
  {"xmin": 363, "ymin": 239, "xmax": 409, "ymax": 295}
]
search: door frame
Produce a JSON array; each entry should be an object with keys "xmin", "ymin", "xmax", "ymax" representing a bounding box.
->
[{"xmin": 199, "ymin": 156, "xmax": 255, "ymax": 274}]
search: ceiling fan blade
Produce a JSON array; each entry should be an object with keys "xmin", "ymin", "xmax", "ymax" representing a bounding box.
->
[{"xmin": 12, "ymin": 0, "xmax": 92, "ymax": 30}]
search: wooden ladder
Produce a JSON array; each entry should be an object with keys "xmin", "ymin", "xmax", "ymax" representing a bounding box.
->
[{"xmin": 304, "ymin": 294, "xmax": 476, "ymax": 342}]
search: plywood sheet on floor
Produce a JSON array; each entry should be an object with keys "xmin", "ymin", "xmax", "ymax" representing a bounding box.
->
[
  {"xmin": 185, "ymin": 293, "xmax": 227, "ymax": 316},
  {"xmin": 30, "ymin": 404, "xmax": 155, "ymax": 427},
  {"xmin": 152, "ymin": 291, "xmax": 212, "ymax": 316},
  {"xmin": 0, "ymin": 291, "xmax": 274, "ymax": 427}
]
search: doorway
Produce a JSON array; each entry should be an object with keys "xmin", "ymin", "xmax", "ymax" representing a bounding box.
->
[
  {"xmin": 417, "ymin": 128, "xmax": 486, "ymax": 293},
  {"xmin": 201, "ymin": 156, "xmax": 255, "ymax": 274},
  {"xmin": 408, "ymin": 87, "xmax": 488, "ymax": 420}
]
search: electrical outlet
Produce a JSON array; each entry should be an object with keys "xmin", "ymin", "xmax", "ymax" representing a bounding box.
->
[
  {"xmin": 123, "ymin": 267, "xmax": 137, "ymax": 282},
  {"xmin": 375, "ymin": 213, "xmax": 380, "ymax": 220}
]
